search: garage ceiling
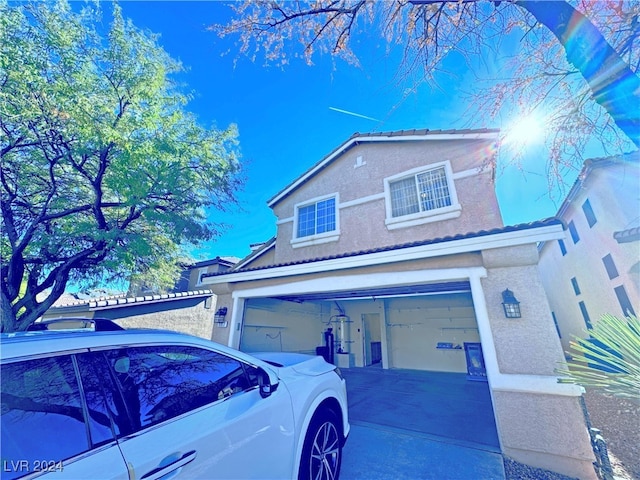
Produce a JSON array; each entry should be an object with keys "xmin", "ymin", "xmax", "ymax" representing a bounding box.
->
[{"xmin": 273, "ymin": 280, "xmax": 471, "ymax": 303}]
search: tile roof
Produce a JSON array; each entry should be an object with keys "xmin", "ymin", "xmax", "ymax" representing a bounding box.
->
[
  {"xmin": 191, "ymin": 256, "xmax": 239, "ymax": 268},
  {"xmin": 267, "ymin": 127, "xmax": 500, "ymax": 207},
  {"xmin": 349, "ymin": 128, "xmax": 500, "ymax": 139},
  {"xmin": 614, "ymin": 227, "xmax": 640, "ymax": 244},
  {"xmin": 203, "ymin": 218, "xmax": 562, "ymax": 280},
  {"xmin": 49, "ymin": 289, "xmax": 213, "ymax": 310},
  {"xmin": 233, "ymin": 237, "xmax": 276, "ymax": 270}
]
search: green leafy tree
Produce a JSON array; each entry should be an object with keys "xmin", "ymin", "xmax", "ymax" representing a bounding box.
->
[
  {"xmin": 215, "ymin": 0, "xmax": 639, "ymax": 188},
  {"xmin": 557, "ymin": 314, "xmax": 640, "ymax": 400},
  {"xmin": 1, "ymin": 1, "xmax": 242, "ymax": 332}
]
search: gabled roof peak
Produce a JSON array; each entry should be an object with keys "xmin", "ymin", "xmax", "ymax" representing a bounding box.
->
[{"xmin": 268, "ymin": 127, "xmax": 500, "ymax": 207}]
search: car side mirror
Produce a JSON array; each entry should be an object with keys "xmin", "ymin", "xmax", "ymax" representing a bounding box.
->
[{"xmin": 258, "ymin": 368, "xmax": 278, "ymax": 398}]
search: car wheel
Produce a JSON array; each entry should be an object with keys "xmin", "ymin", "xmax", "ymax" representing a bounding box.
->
[{"xmin": 299, "ymin": 409, "xmax": 342, "ymax": 480}]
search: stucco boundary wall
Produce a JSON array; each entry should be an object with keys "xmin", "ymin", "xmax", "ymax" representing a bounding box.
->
[{"xmin": 478, "ymin": 245, "xmax": 596, "ymax": 480}]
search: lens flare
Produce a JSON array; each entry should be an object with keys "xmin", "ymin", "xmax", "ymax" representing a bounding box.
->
[{"xmin": 506, "ymin": 114, "xmax": 543, "ymax": 146}]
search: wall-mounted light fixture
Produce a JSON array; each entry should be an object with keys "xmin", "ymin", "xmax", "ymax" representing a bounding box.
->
[
  {"xmin": 214, "ymin": 307, "xmax": 228, "ymax": 326},
  {"xmin": 501, "ymin": 289, "xmax": 521, "ymax": 318}
]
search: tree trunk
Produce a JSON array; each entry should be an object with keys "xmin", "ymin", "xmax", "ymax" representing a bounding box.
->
[
  {"xmin": 516, "ymin": 0, "xmax": 640, "ymax": 148},
  {"xmin": 0, "ymin": 290, "xmax": 17, "ymax": 333}
]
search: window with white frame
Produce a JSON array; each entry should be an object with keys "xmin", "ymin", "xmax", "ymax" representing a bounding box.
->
[
  {"xmin": 384, "ymin": 162, "xmax": 460, "ymax": 229},
  {"xmin": 296, "ymin": 197, "xmax": 336, "ymax": 238},
  {"xmin": 390, "ymin": 166, "xmax": 452, "ymax": 217}
]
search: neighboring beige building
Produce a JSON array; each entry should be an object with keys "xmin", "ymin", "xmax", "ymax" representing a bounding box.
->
[
  {"xmin": 200, "ymin": 129, "xmax": 595, "ymax": 479},
  {"xmin": 538, "ymin": 153, "xmax": 640, "ymax": 353},
  {"xmin": 174, "ymin": 256, "xmax": 239, "ymax": 292}
]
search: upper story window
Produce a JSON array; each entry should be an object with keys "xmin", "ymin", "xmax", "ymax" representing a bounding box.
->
[
  {"xmin": 614, "ymin": 285, "xmax": 636, "ymax": 317},
  {"xmin": 390, "ymin": 167, "xmax": 451, "ymax": 216},
  {"xmin": 582, "ymin": 199, "xmax": 597, "ymax": 228},
  {"xmin": 291, "ymin": 194, "xmax": 340, "ymax": 248},
  {"xmin": 558, "ymin": 239, "xmax": 567, "ymax": 256},
  {"xmin": 568, "ymin": 220, "xmax": 580, "ymax": 244},
  {"xmin": 602, "ymin": 253, "xmax": 619, "ymax": 279},
  {"xmin": 578, "ymin": 301, "xmax": 593, "ymax": 330},
  {"xmin": 297, "ymin": 197, "xmax": 336, "ymax": 238},
  {"xmin": 571, "ymin": 277, "xmax": 581, "ymax": 295},
  {"xmin": 384, "ymin": 161, "xmax": 461, "ymax": 229}
]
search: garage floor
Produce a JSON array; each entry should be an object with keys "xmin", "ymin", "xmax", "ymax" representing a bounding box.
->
[
  {"xmin": 340, "ymin": 367, "xmax": 505, "ymax": 479},
  {"xmin": 341, "ymin": 367, "xmax": 500, "ymax": 450}
]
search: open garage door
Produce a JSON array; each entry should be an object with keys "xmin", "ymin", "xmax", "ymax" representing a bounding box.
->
[{"xmin": 238, "ymin": 282, "xmax": 483, "ymax": 376}]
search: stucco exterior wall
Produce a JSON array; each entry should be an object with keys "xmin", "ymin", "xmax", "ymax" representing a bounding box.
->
[
  {"xmin": 113, "ymin": 298, "xmax": 215, "ymax": 339},
  {"xmin": 538, "ymin": 159, "xmax": 640, "ymax": 352},
  {"xmin": 481, "ymin": 245, "xmax": 565, "ymax": 375},
  {"xmin": 493, "ymin": 391, "xmax": 595, "ymax": 479},
  {"xmin": 210, "ymin": 292, "xmax": 234, "ymax": 345},
  {"xmin": 271, "ymin": 140, "xmax": 503, "ymax": 263},
  {"xmin": 478, "ymin": 244, "xmax": 595, "ymax": 478}
]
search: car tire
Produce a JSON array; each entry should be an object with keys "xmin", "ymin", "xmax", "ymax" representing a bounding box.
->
[{"xmin": 298, "ymin": 409, "xmax": 342, "ymax": 480}]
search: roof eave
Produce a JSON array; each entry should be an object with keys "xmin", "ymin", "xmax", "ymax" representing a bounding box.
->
[{"xmin": 202, "ymin": 221, "xmax": 563, "ymax": 286}]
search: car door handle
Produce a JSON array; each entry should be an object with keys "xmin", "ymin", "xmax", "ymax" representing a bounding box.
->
[{"xmin": 140, "ymin": 450, "xmax": 197, "ymax": 480}]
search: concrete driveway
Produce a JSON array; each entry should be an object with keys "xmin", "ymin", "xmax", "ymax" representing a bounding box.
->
[{"xmin": 340, "ymin": 367, "xmax": 505, "ymax": 480}]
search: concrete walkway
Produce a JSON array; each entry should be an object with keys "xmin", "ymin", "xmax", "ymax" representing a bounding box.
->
[{"xmin": 340, "ymin": 367, "xmax": 505, "ymax": 480}]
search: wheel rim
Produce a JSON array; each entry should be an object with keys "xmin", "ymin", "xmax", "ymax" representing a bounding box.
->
[{"xmin": 310, "ymin": 421, "xmax": 340, "ymax": 480}]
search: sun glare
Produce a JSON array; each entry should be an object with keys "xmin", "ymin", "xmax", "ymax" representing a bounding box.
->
[{"xmin": 506, "ymin": 114, "xmax": 543, "ymax": 146}]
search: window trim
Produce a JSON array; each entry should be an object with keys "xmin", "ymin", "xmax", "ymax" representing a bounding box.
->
[
  {"xmin": 384, "ymin": 161, "xmax": 461, "ymax": 230},
  {"xmin": 291, "ymin": 193, "xmax": 340, "ymax": 248}
]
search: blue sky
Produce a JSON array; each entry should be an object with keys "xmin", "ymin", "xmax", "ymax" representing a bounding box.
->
[{"xmin": 118, "ymin": 1, "xmax": 574, "ymax": 260}]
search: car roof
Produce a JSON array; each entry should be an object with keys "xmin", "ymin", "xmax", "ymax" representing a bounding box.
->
[
  {"xmin": 0, "ymin": 329, "xmax": 256, "ymax": 366},
  {"xmin": 27, "ymin": 317, "xmax": 125, "ymax": 331}
]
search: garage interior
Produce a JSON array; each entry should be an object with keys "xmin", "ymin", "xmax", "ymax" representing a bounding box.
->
[{"xmin": 239, "ymin": 283, "xmax": 485, "ymax": 376}]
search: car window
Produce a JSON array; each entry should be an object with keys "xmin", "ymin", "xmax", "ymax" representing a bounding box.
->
[
  {"xmin": 76, "ymin": 352, "xmax": 130, "ymax": 440},
  {"xmin": 101, "ymin": 345, "xmax": 253, "ymax": 431},
  {"xmin": 1, "ymin": 356, "xmax": 93, "ymax": 478}
]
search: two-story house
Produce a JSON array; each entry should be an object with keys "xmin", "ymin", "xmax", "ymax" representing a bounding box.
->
[
  {"xmin": 538, "ymin": 153, "xmax": 639, "ymax": 353},
  {"xmin": 201, "ymin": 129, "xmax": 595, "ymax": 479}
]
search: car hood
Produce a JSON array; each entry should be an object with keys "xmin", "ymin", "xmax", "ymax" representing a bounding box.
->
[{"xmin": 252, "ymin": 352, "xmax": 335, "ymax": 377}]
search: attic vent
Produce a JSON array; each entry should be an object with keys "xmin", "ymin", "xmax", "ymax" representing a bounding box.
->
[{"xmin": 354, "ymin": 155, "xmax": 366, "ymax": 169}]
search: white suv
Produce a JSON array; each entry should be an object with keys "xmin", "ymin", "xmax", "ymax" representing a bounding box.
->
[{"xmin": 0, "ymin": 329, "xmax": 349, "ymax": 479}]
